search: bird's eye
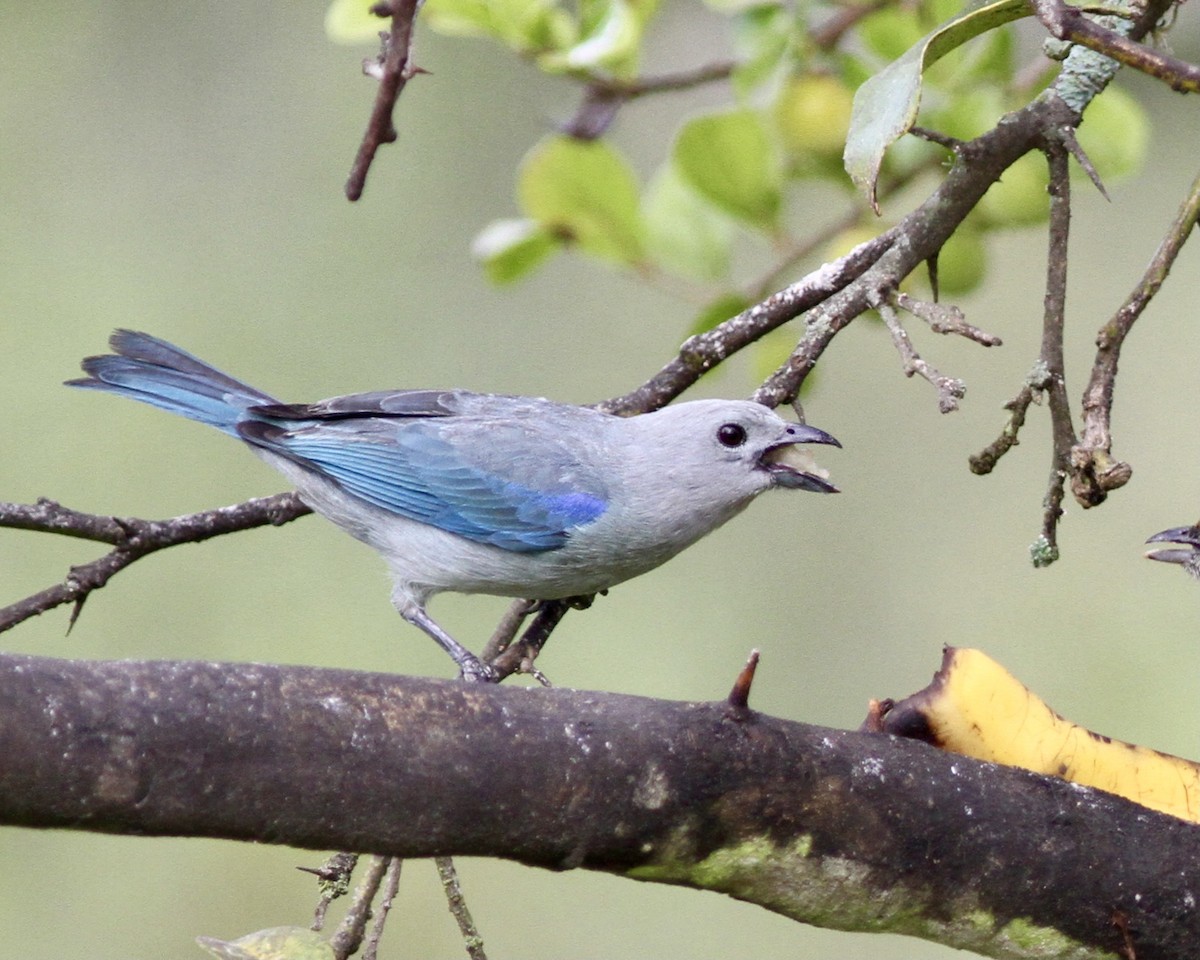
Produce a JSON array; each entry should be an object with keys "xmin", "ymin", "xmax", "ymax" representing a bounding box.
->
[{"xmin": 717, "ymin": 422, "xmax": 747, "ymax": 448}]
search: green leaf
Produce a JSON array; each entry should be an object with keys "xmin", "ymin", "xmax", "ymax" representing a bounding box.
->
[
  {"xmin": 702, "ymin": 0, "xmax": 772, "ymax": 11},
  {"xmin": 423, "ymin": 0, "xmax": 575, "ymax": 53},
  {"xmin": 976, "ymin": 151, "xmax": 1048, "ymax": 227},
  {"xmin": 518, "ymin": 136, "xmax": 644, "ymax": 263},
  {"xmin": 674, "ymin": 110, "xmax": 782, "ymax": 230},
  {"xmin": 324, "ymin": 0, "xmax": 385, "ymax": 44},
  {"xmin": 926, "ymin": 86, "xmax": 1006, "ymax": 141},
  {"xmin": 1076, "ymin": 84, "xmax": 1150, "ymax": 184},
  {"xmin": 472, "ymin": 218, "xmax": 560, "ymax": 283},
  {"xmin": 731, "ymin": 5, "xmax": 792, "ymax": 96},
  {"xmin": 643, "ymin": 166, "xmax": 733, "ymax": 282},
  {"xmin": 539, "ymin": 0, "xmax": 645, "ymax": 76},
  {"xmin": 843, "ymin": 0, "xmax": 1030, "ymax": 211},
  {"xmin": 859, "ymin": 6, "xmax": 927, "ymax": 64},
  {"xmin": 197, "ymin": 927, "xmax": 335, "ymax": 960}
]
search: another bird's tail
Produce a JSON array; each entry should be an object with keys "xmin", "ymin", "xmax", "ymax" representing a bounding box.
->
[{"xmin": 66, "ymin": 330, "xmax": 279, "ymax": 436}]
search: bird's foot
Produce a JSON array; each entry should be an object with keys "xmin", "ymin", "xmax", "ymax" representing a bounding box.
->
[{"xmin": 457, "ymin": 653, "xmax": 500, "ymax": 684}]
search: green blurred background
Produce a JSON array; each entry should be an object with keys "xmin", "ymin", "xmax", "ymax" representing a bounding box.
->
[{"xmin": 3, "ymin": 4, "xmax": 1200, "ymax": 958}]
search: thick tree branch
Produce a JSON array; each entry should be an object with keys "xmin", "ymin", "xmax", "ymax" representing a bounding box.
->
[{"xmin": 1, "ymin": 653, "xmax": 1197, "ymax": 959}]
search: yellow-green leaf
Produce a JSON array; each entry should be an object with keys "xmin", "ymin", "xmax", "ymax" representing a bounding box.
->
[
  {"xmin": 539, "ymin": 0, "xmax": 643, "ymax": 77},
  {"xmin": 197, "ymin": 927, "xmax": 335, "ymax": 960},
  {"xmin": 643, "ymin": 166, "xmax": 733, "ymax": 282},
  {"xmin": 472, "ymin": 218, "xmax": 560, "ymax": 283},
  {"xmin": 423, "ymin": 0, "xmax": 575, "ymax": 53},
  {"xmin": 674, "ymin": 110, "xmax": 781, "ymax": 231},
  {"xmin": 518, "ymin": 136, "xmax": 644, "ymax": 263},
  {"xmin": 324, "ymin": 0, "xmax": 385, "ymax": 44},
  {"xmin": 1076, "ymin": 84, "xmax": 1150, "ymax": 184}
]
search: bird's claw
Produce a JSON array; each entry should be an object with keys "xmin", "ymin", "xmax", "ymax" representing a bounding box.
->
[{"xmin": 458, "ymin": 655, "xmax": 500, "ymax": 684}]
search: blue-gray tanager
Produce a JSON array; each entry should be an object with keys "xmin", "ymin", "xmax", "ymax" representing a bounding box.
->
[{"xmin": 69, "ymin": 331, "xmax": 839, "ymax": 679}]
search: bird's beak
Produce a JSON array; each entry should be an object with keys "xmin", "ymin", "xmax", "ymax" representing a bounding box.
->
[
  {"xmin": 761, "ymin": 423, "xmax": 840, "ymax": 493},
  {"xmin": 1145, "ymin": 524, "xmax": 1200, "ymax": 575}
]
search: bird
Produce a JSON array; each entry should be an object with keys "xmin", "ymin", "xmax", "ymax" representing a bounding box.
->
[
  {"xmin": 68, "ymin": 330, "xmax": 840, "ymax": 680},
  {"xmin": 1145, "ymin": 523, "xmax": 1200, "ymax": 579}
]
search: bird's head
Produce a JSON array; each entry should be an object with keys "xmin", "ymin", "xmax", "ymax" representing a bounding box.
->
[{"xmin": 636, "ymin": 400, "xmax": 840, "ymax": 497}]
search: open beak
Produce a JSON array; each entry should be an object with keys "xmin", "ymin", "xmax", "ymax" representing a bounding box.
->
[
  {"xmin": 761, "ymin": 423, "xmax": 840, "ymax": 493},
  {"xmin": 1146, "ymin": 524, "xmax": 1200, "ymax": 576}
]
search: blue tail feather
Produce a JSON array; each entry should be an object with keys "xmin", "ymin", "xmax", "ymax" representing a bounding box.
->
[{"xmin": 67, "ymin": 330, "xmax": 279, "ymax": 437}]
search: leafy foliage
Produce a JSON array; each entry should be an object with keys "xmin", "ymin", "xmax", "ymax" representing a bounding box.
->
[{"xmin": 326, "ymin": 0, "xmax": 1151, "ymax": 380}]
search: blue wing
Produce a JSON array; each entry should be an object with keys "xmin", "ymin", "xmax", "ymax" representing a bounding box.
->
[{"xmin": 239, "ymin": 419, "xmax": 608, "ymax": 552}]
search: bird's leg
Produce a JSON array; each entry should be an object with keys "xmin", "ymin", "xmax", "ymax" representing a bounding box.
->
[{"xmin": 399, "ymin": 603, "xmax": 498, "ymax": 683}]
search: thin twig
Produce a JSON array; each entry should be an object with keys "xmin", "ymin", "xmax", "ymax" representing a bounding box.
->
[
  {"xmin": 562, "ymin": 61, "xmax": 734, "ymax": 140},
  {"xmin": 1071, "ymin": 166, "xmax": 1200, "ymax": 503},
  {"xmin": 607, "ymin": 222, "xmax": 905, "ymax": 416},
  {"xmin": 1031, "ymin": 0, "xmax": 1200, "ymax": 93},
  {"xmin": 909, "ymin": 126, "xmax": 966, "ymax": 152},
  {"xmin": 0, "ymin": 494, "xmax": 309, "ymax": 634},
  {"xmin": 306, "ymin": 851, "xmax": 360, "ymax": 931},
  {"xmin": 751, "ymin": 151, "xmax": 947, "ymax": 302},
  {"xmin": 330, "ymin": 855, "xmax": 392, "ymax": 960},
  {"xmin": 345, "ymin": 0, "xmax": 424, "ymax": 201},
  {"xmin": 436, "ymin": 857, "xmax": 488, "ymax": 960},
  {"xmin": 479, "ymin": 598, "xmax": 537, "ymax": 663},
  {"xmin": 895, "ymin": 292, "xmax": 1003, "ymax": 346},
  {"xmin": 1035, "ymin": 140, "xmax": 1076, "ymax": 563},
  {"xmin": 489, "ymin": 597, "xmax": 582, "ymax": 680},
  {"xmin": 968, "ymin": 367, "xmax": 1053, "ymax": 475},
  {"xmin": 362, "ymin": 858, "xmax": 403, "ymax": 960},
  {"xmin": 876, "ymin": 294, "xmax": 967, "ymax": 413}
]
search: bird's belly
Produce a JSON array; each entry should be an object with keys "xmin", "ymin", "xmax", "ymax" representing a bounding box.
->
[{"xmin": 264, "ymin": 453, "xmax": 740, "ymax": 604}]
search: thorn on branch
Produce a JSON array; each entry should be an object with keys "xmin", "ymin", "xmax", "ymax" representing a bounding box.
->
[
  {"xmin": 306, "ymin": 851, "xmax": 360, "ymax": 931},
  {"xmin": 65, "ymin": 593, "xmax": 88, "ymax": 635},
  {"xmin": 860, "ymin": 698, "xmax": 893, "ymax": 733},
  {"xmin": 1060, "ymin": 126, "xmax": 1109, "ymax": 201},
  {"xmin": 726, "ymin": 649, "xmax": 760, "ymax": 716}
]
